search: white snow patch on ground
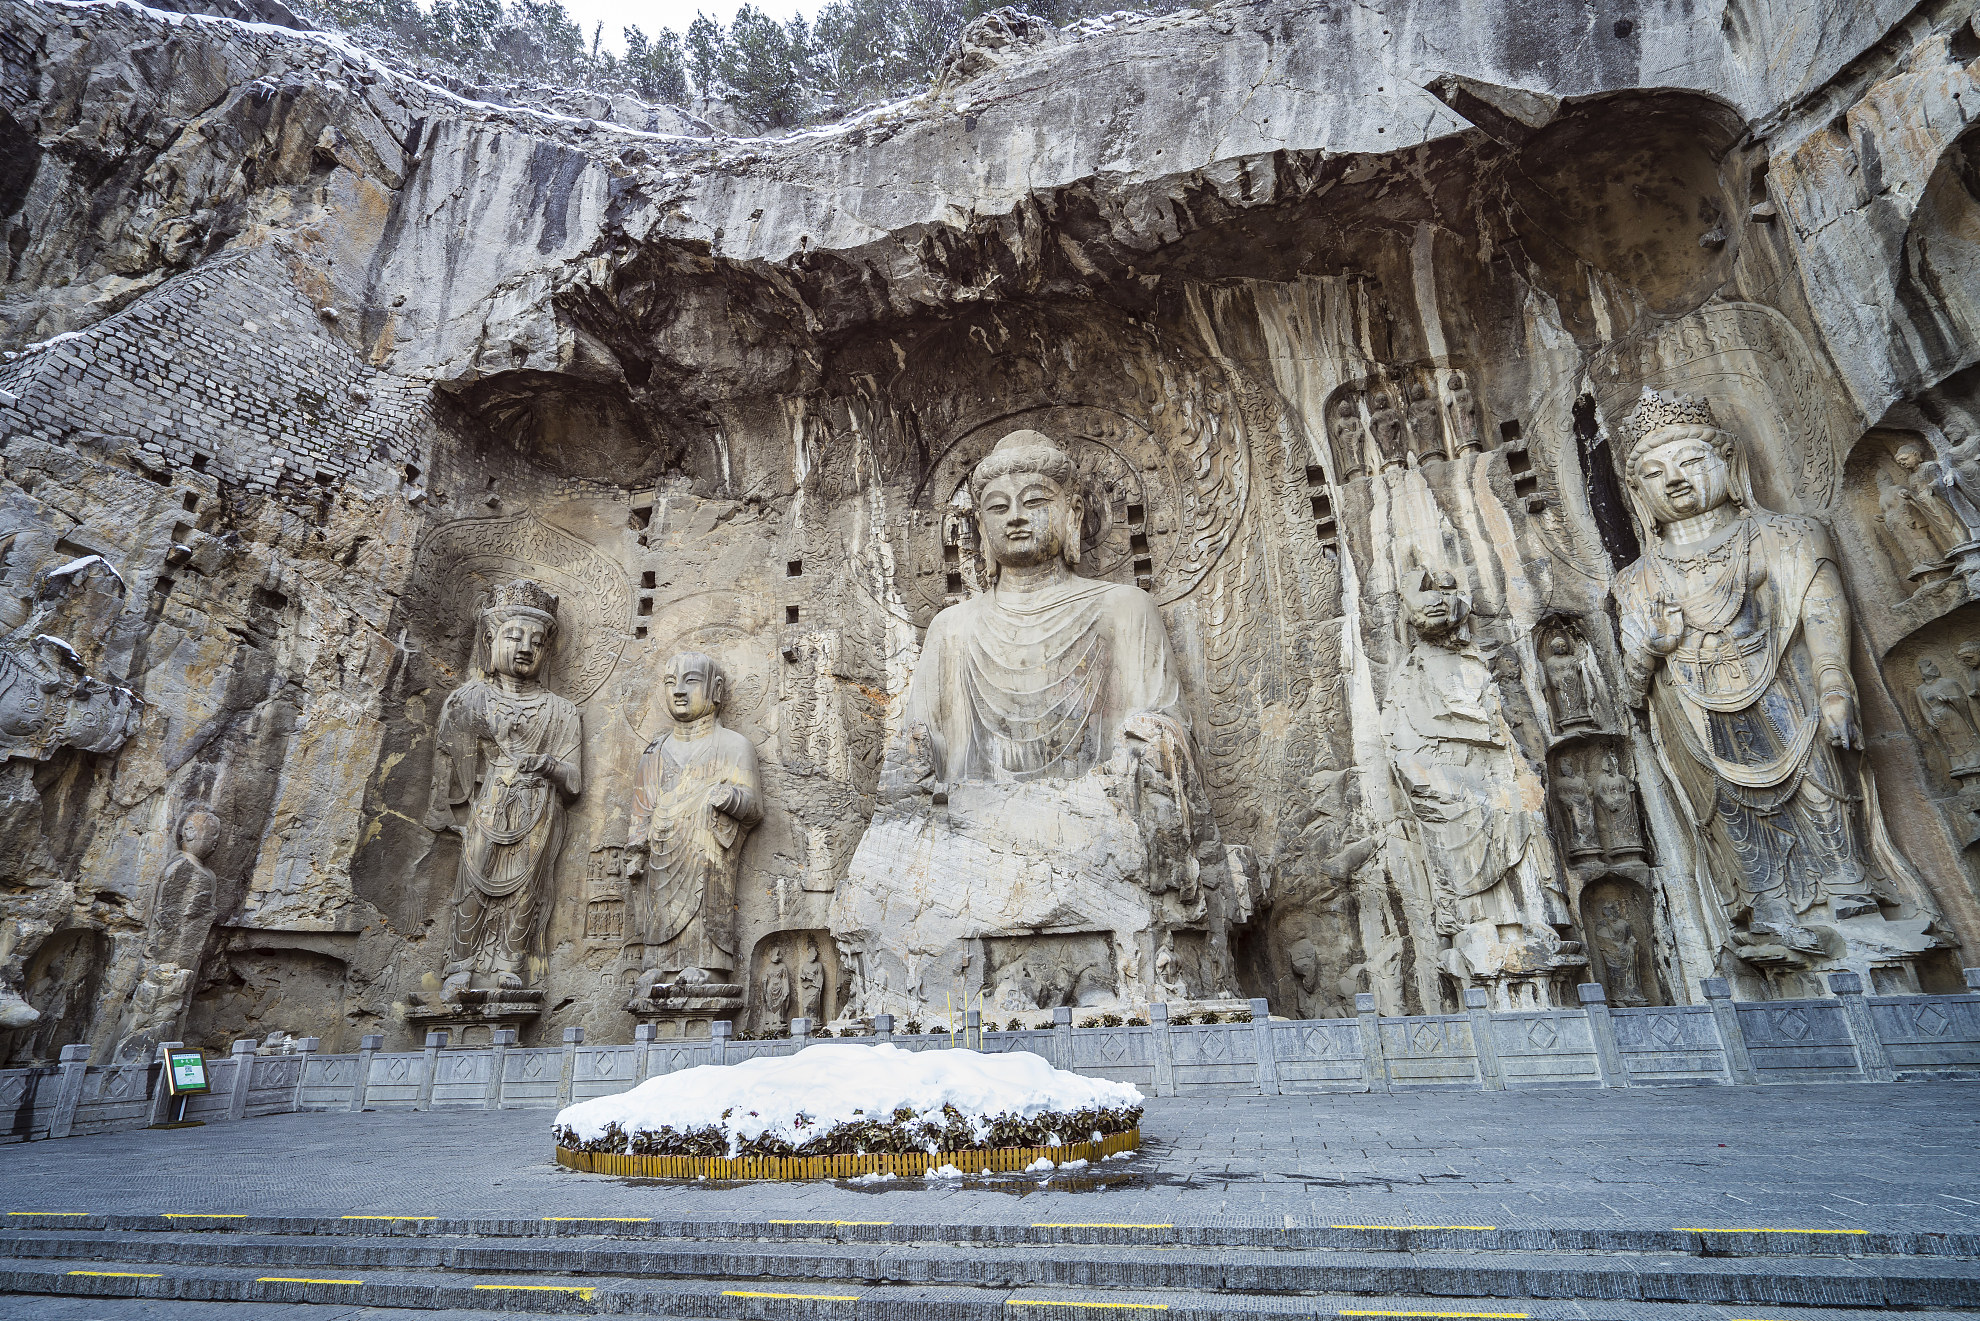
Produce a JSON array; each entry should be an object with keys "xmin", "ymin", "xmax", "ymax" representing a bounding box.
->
[
  {"xmin": 925, "ymin": 1164, "xmax": 965, "ymax": 1179},
  {"xmin": 555, "ymin": 1043, "xmax": 1142, "ymax": 1157},
  {"xmin": 848, "ymin": 1170, "xmax": 895, "ymax": 1185},
  {"xmin": 1025, "ymin": 1156, "xmax": 1056, "ymax": 1172}
]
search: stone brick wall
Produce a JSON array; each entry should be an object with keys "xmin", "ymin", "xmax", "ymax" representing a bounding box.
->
[{"xmin": 0, "ymin": 246, "xmax": 428, "ymax": 493}]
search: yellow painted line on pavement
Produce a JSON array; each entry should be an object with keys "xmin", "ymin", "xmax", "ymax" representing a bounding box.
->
[
  {"xmin": 8, "ymin": 1212, "xmax": 92, "ymax": 1217},
  {"xmin": 542, "ymin": 1216, "xmax": 652, "ymax": 1222},
  {"xmin": 68, "ymin": 1271, "xmax": 163, "ymax": 1278},
  {"xmin": 1674, "ymin": 1227, "xmax": 1868, "ymax": 1234},
  {"xmin": 162, "ymin": 1214, "xmax": 244, "ymax": 1219},
  {"xmin": 1339, "ymin": 1312, "xmax": 1526, "ymax": 1318},
  {"xmin": 1032, "ymin": 1223, "xmax": 1173, "ymax": 1229},
  {"xmin": 769, "ymin": 1219, "xmax": 892, "ymax": 1225},
  {"xmin": 259, "ymin": 1277, "xmax": 363, "ymax": 1284},
  {"xmin": 1332, "ymin": 1224, "xmax": 1496, "ymax": 1231},
  {"xmin": 474, "ymin": 1284, "xmax": 595, "ymax": 1298},
  {"xmin": 1007, "ymin": 1303, "xmax": 1169, "ymax": 1311},
  {"xmin": 725, "ymin": 1290, "xmax": 862, "ymax": 1300}
]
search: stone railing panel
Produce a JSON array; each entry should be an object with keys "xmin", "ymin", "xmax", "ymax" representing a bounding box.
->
[
  {"xmin": 359, "ymin": 1052, "xmax": 424, "ymax": 1109},
  {"xmin": 498, "ymin": 1048, "xmax": 565, "ymax": 1107},
  {"xmin": 300, "ymin": 1054, "xmax": 362, "ymax": 1108},
  {"xmin": 1736, "ymin": 998, "xmax": 1864, "ymax": 1083},
  {"xmin": 1609, "ymin": 1005, "xmax": 1733, "ymax": 1085},
  {"xmin": 1381, "ymin": 1014, "xmax": 1483, "ymax": 1089},
  {"xmin": 1866, "ymin": 993, "xmax": 1980, "ymax": 1079},
  {"xmin": 244, "ymin": 1056, "xmax": 305, "ymax": 1117},
  {"xmin": 1067, "ymin": 1024, "xmax": 1156, "ymax": 1090},
  {"xmin": 1269, "ymin": 1018, "xmax": 1367, "ymax": 1093},
  {"xmin": 571, "ymin": 1046, "xmax": 638, "ymax": 1103},
  {"xmin": 1489, "ymin": 1010, "xmax": 1603, "ymax": 1089},
  {"xmin": 71, "ymin": 1064, "xmax": 155, "ymax": 1135},
  {"xmin": 1170, "ymin": 1020, "xmax": 1258, "ymax": 1094},
  {"xmin": 428, "ymin": 1049, "xmax": 492, "ymax": 1107}
]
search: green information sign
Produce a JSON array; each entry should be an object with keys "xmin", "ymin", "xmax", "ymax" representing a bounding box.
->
[{"xmin": 166, "ymin": 1050, "xmax": 209, "ymax": 1095}]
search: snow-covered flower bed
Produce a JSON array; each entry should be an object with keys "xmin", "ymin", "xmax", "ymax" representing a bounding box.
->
[{"xmin": 553, "ymin": 1043, "xmax": 1143, "ymax": 1160}]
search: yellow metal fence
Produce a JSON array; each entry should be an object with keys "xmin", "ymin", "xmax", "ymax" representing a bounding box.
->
[{"xmin": 554, "ymin": 1128, "xmax": 1140, "ymax": 1181}]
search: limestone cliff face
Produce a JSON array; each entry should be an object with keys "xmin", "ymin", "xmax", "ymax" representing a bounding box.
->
[{"xmin": 1, "ymin": 0, "xmax": 1977, "ymax": 1057}]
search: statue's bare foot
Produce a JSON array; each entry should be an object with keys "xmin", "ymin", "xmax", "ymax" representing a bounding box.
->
[
  {"xmin": 440, "ymin": 970, "xmax": 473, "ymax": 1004},
  {"xmin": 494, "ymin": 970, "xmax": 525, "ymax": 991}
]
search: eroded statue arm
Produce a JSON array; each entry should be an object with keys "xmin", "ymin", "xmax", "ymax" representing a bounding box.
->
[
  {"xmin": 1619, "ymin": 590, "xmax": 1686, "ymax": 709},
  {"xmin": 422, "ymin": 690, "xmax": 475, "ymax": 832},
  {"xmin": 1801, "ymin": 557, "xmax": 1861, "ymax": 749},
  {"xmin": 710, "ymin": 737, "xmax": 765, "ymax": 825}
]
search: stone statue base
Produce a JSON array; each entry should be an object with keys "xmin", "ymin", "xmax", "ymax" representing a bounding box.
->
[
  {"xmin": 625, "ymin": 979, "xmax": 745, "ymax": 1039},
  {"xmin": 406, "ymin": 988, "xmax": 543, "ymax": 1047},
  {"xmin": 831, "ymin": 771, "xmax": 1226, "ymax": 1019}
]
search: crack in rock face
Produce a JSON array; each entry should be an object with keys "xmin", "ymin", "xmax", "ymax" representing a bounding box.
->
[{"xmin": 0, "ymin": 0, "xmax": 1976, "ymax": 1067}]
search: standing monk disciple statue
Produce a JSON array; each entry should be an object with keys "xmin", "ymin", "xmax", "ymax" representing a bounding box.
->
[
  {"xmin": 1616, "ymin": 391, "xmax": 1942, "ymax": 967},
  {"xmin": 1542, "ymin": 635, "xmax": 1601, "ymax": 732},
  {"xmin": 1914, "ymin": 657, "xmax": 1980, "ymax": 780},
  {"xmin": 626, "ymin": 651, "xmax": 763, "ymax": 990},
  {"xmin": 759, "ymin": 946, "xmax": 792, "ymax": 1033},
  {"xmin": 1381, "ymin": 566, "xmax": 1579, "ymax": 1004},
  {"xmin": 424, "ymin": 580, "xmax": 582, "ymax": 1002},
  {"xmin": 832, "ymin": 429, "xmax": 1239, "ymax": 1019}
]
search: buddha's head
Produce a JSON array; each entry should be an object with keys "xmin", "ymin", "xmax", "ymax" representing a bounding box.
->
[
  {"xmin": 1959, "ymin": 639, "xmax": 1980, "ymax": 671},
  {"xmin": 1401, "ymin": 566, "xmax": 1469, "ymax": 643},
  {"xmin": 662, "ymin": 650, "xmax": 724, "ymax": 724},
  {"xmin": 178, "ymin": 806, "xmax": 221, "ymax": 861},
  {"xmin": 1894, "ymin": 441, "xmax": 1928, "ymax": 472},
  {"xmin": 969, "ymin": 430, "xmax": 1084, "ymax": 578},
  {"xmin": 482, "ymin": 579, "xmax": 559, "ymax": 681},
  {"xmin": 1624, "ymin": 391, "xmax": 1740, "ymax": 528},
  {"xmin": 1920, "ymin": 656, "xmax": 1944, "ymax": 681}
]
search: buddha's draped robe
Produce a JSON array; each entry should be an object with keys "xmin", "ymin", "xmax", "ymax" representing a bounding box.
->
[{"xmin": 629, "ymin": 718, "xmax": 762, "ymax": 973}]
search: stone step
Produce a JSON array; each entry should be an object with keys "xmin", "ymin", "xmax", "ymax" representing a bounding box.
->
[
  {"xmin": 8, "ymin": 1214, "xmax": 1979, "ymax": 1257},
  {"xmin": 2, "ymin": 1234, "xmax": 1978, "ymax": 1307},
  {"xmin": 9, "ymin": 1259, "xmax": 1980, "ymax": 1320}
]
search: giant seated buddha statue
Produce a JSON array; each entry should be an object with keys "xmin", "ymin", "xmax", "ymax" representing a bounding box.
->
[{"xmin": 829, "ymin": 430, "xmax": 1249, "ymax": 1019}]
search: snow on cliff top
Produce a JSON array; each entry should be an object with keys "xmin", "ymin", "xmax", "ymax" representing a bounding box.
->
[{"xmin": 554, "ymin": 1043, "xmax": 1142, "ymax": 1152}]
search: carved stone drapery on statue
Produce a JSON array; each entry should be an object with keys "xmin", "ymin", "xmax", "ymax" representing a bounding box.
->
[
  {"xmin": 626, "ymin": 651, "xmax": 763, "ymax": 996},
  {"xmin": 831, "ymin": 429, "xmax": 1244, "ymax": 1019},
  {"xmin": 1615, "ymin": 391, "xmax": 1947, "ymax": 988},
  {"xmin": 424, "ymin": 579, "xmax": 582, "ymax": 1004},
  {"xmin": 1382, "ymin": 568, "xmax": 1583, "ymax": 1007}
]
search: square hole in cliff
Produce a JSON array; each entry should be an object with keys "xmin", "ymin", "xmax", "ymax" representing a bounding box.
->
[
  {"xmin": 786, "ymin": 605, "xmax": 800, "ymax": 625},
  {"xmin": 787, "ymin": 559, "xmax": 802, "ymax": 577}
]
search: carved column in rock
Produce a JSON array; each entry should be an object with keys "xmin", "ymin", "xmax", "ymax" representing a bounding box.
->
[
  {"xmin": 423, "ymin": 579, "xmax": 583, "ymax": 1002},
  {"xmin": 1614, "ymin": 390, "xmax": 1948, "ymax": 983}
]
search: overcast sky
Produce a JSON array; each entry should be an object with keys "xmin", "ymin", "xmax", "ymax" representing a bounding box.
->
[{"xmin": 562, "ymin": 0, "xmax": 819, "ymax": 55}]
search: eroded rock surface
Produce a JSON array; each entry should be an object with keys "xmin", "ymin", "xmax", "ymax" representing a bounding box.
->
[{"xmin": 2, "ymin": 0, "xmax": 1978, "ymax": 1059}]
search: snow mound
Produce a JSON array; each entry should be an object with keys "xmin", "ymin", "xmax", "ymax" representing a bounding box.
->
[{"xmin": 554, "ymin": 1043, "xmax": 1142, "ymax": 1158}]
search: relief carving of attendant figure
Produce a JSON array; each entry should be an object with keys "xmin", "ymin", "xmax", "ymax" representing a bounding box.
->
[
  {"xmin": 424, "ymin": 580, "xmax": 582, "ymax": 1002},
  {"xmin": 1551, "ymin": 751, "xmax": 1603, "ymax": 861},
  {"xmin": 1877, "ymin": 469, "xmax": 1952, "ymax": 583},
  {"xmin": 152, "ymin": 805, "xmax": 221, "ymax": 972},
  {"xmin": 1381, "ymin": 567, "xmax": 1579, "ymax": 1002},
  {"xmin": 1368, "ymin": 391, "xmax": 1409, "ymax": 472},
  {"xmin": 833, "ymin": 429, "xmax": 1237, "ymax": 1017},
  {"xmin": 1541, "ymin": 635, "xmax": 1602, "ymax": 733},
  {"xmin": 1914, "ymin": 657, "xmax": 1980, "ymax": 781},
  {"xmin": 1592, "ymin": 749, "xmax": 1646, "ymax": 861},
  {"xmin": 1592, "ymin": 901, "xmax": 1646, "ymax": 1006},
  {"xmin": 626, "ymin": 651, "xmax": 763, "ymax": 988},
  {"xmin": 759, "ymin": 945, "xmax": 792, "ymax": 1032},
  {"xmin": 1447, "ymin": 372, "xmax": 1483, "ymax": 454},
  {"xmin": 1615, "ymin": 392, "xmax": 1942, "ymax": 968},
  {"xmin": 1332, "ymin": 395, "xmax": 1369, "ymax": 481}
]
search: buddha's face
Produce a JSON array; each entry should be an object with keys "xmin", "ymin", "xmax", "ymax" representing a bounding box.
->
[
  {"xmin": 1921, "ymin": 657, "xmax": 1943, "ymax": 680},
  {"xmin": 977, "ymin": 470, "xmax": 1078, "ymax": 570},
  {"xmin": 489, "ymin": 615, "xmax": 549, "ymax": 679},
  {"xmin": 181, "ymin": 811, "xmax": 220, "ymax": 860},
  {"xmin": 1959, "ymin": 642, "xmax": 1980, "ymax": 670},
  {"xmin": 664, "ymin": 655, "xmax": 721, "ymax": 722},
  {"xmin": 1895, "ymin": 444, "xmax": 1925, "ymax": 471},
  {"xmin": 1634, "ymin": 436, "xmax": 1731, "ymax": 523},
  {"xmin": 1402, "ymin": 569, "xmax": 1467, "ymax": 638}
]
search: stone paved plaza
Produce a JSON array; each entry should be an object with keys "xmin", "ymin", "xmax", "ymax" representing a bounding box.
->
[{"xmin": 7, "ymin": 1082, "xmax": 1978, "ymax": 1229}]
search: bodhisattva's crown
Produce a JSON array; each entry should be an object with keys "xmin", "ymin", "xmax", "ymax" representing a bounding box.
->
[
  {"xmin": 1623, "ymin": 389, "xmax": 1719, "ymax": 443},
  {"xmin": 486, "ymin": 578, "xmax": 560, "ymax": 622}
]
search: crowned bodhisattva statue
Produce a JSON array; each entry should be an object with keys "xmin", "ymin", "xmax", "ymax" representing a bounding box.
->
[
  {"xmin": 626, "ymin": 651, "xmax": 763, "ymax": 995},
  {"xmin": 1615, "ymin": 391, "xmax": 1944, "ymax": 983},
  {"xmin": 424, "ymin": 580, "xmax": 583, "ymax": 1003},
  {"xmin": 831, "ymin": 429, "xmax": 1242, "ymax": 1018}
]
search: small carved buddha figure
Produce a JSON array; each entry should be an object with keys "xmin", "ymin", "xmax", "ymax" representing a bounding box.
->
[
  {"xmin": 1914, "ymin": 656, "xmax": 1980, "ymax": 780},
  {"xmin": 1447, "ymin": 371, "xmax": 1482, "ymax": 454},
  {"xmin": 1592, "ymin": 748, "xmax": 1646, "ymax": 860},
  {"xmin": 1332, "ymin": 395, "xmax": 1369, "ymax": 480},
  {"xmin": 627, "ymin": 651, "xmax": 763, "ymax": 990},
  {"xmin": 1892, "ymin": 442, "xmax": 1973, "ymax": 555},
  {"xmin": 1406, "ymin": 379, "xmax": 1445, "ymax": 464},
  {"xmin": 425, "ymin": 580, "xmax": 583, "ymax": 1002},
  {"xmin": 1551, "ymin": 752, "xmax": 1603, "ymax": 861},
  {"xmin": 1616, "ymin": 391, "xmax": 1930, "ymax": 944},
  {"xmin": 1592, "ymin": 901, "xmax": 1646, "ymax": 1006},
  {"xmin": 1541, "ymin": 635, "xmax": 1600, "ymax": 732},
  {"xmin": 1877, "ymin": 469, "xmax": 1951, "ymax": 583},
  {"xmin": 796, "ymin": 939, "xmax": 826, "ymax": 1022},
  {"xmin": 760, "ymin": 945, "xmax": 792, "ymax": 1032},
  {"xmin": 1367, "ymin": 391, "xmax": 1409, "ymax": 472}
]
